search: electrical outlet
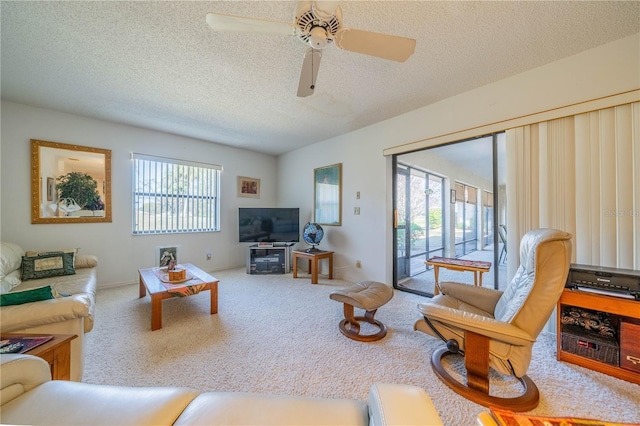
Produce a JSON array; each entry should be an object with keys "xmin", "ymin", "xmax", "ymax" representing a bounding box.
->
[
  {"xmin": 356, "ymin": 260, "xmax": 361, "ymax": 268},
  {"xmin": 206, "ymin": 250, "xmax": 211, "ymax": 260}
]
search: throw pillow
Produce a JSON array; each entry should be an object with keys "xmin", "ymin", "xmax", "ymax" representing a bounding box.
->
[
  {"xmin": 0, "ymin": 270, "xmax": 22, "ymax": 294},
  {"xmin": 74, "ymin": 254, "xmax": 98, "ymax": 269},
  {"xmin": 489, "ymin": 407, "xmax": 637, "ymax": 426},
  {"xmin": 21, "ymin": 252, "xmax": 76, "ymax": 281},
  {"xmin": 1, "ymin": 241, "xmax": 25, "ymax": 280},
  {"xmin": 25, "ymin": 248, "xmax": 78, "ymax": 267},
  {"xmin": 0, "ymin": 285, "xmax": 54, "ymax": 306}
]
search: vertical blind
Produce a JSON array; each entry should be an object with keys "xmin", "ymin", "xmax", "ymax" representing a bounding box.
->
[
  {"xmin": 505, "ymin": 101, "xmax": 639, "ymax": 275},
  {"xmin": 132, "ymin": 153, "xmax": 222, "ymax": 234}
]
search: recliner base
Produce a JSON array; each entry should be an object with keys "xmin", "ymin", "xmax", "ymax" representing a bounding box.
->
[{"xmin": 431, "ymin": 347, "xmax": 540, "ymax": 412}]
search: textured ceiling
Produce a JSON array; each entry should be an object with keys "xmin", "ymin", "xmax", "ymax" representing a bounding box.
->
[{"xmin": 2, "ymin": 1, "xmax": 639, "ymax": 155}]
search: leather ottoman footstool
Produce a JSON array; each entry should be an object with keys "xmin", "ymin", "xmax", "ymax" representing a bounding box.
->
[{"xmin": 329, "ymin": 281, "xmax": 394, "ymax": 342}]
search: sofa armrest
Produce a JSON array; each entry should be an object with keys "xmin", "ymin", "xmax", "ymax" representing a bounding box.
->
[
  {"xmin": 0, "ymin": 266, "xmax": 97, "ymax": 334},
  {"xmin": 368, "ymin": 383, "xmax": 443, "ymax": 426},
  {"xmin": 0, "ymin": 354, "xmax": 51, "ymax": 406},
  {"xmin": 417, "ymin": 303, "xmax": 536, "ymax": 346},
  {"xmin": 439, "ymin": 281, "xmax": 503, "ymax": 314},
  {"xmin": 0, "ymin": 293, "xmax": 93, "ymax": 333}
]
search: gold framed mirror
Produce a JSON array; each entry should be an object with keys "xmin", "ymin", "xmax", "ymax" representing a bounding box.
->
[
  {"xmin": 31, "ymin": 139, "xmax": 112, "ymax": 224},
  {"xmin": 314, "ymin": 163, "xmax": 342, "ymax": 226}
]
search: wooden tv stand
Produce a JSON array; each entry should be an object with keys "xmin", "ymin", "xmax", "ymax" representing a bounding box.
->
[{"xmin": 556, "ymin": 288, "xmax": 640, "ymax": 385}]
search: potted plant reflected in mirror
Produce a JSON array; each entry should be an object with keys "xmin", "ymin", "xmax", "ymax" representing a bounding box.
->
[{"xmin": 56, "ymin": 172, "xmax": 105, "ymax": 217}]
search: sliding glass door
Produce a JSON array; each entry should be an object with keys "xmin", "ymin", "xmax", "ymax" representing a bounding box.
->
[
  {"xmin": 393, "ymin": 133, "xmax": 507, "ymax": 297},
  {"xmin": 394, "ymin": 162, "xmax": 445, "ymax": 292}
]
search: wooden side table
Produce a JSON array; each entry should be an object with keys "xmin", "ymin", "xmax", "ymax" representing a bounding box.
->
[
  {"xmin": 0, "ymin": 333, "xmax": 77, "ymax": 380},
  {"xmin": 292, "ymin": 250, "xmax": 334, "ymax": 284},
  {"xmin": 425, "ymin": 256, "xmax": 492, "ymax": 295}
]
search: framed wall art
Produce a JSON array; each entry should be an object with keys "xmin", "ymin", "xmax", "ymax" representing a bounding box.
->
[
  {"xmin": 46, "ymin": 177, "xmax": 55, "ymax": 202},
  {"xmin": 238, "ymin": 176, "xmax": 260, "ymax": 198},
  {"xmin": 31, "ymin": 139, "xmax": 112, "ymax": 224},
  {"xmin": 314, "ymin": 163, "xmax": 342, "ymax": 226}
]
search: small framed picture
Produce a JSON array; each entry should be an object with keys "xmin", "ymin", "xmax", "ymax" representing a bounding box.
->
[
  {"xmin": 157, "ymin": 245, "xmax": 180, "ymax": 268},
  {"xmin": 47, "ymin": 177, "xmax": 55, "ymax": 201},
  {"xmin": 238, "ymin": 176, "xmax": 260, "ymax": 198}
]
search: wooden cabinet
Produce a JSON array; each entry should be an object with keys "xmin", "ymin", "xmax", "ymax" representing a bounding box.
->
[{"xmin": 556, "ymin": 289, "xmax": 640, "ymax": 385}]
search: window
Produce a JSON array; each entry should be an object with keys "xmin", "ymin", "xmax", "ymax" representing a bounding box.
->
[
  {"xmin": 454, "ymin": 182, "xmax": 478, "ymax": 257},
  {"xmin": 132, "ymin": 153, "xmax": 221, "ymax": 234}
]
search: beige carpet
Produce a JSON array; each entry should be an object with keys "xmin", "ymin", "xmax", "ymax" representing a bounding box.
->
[{"xmin": 84, "ymin": 268, "xmax": 640, "ymax": 425}]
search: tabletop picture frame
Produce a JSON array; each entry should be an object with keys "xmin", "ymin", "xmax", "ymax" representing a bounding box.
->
[{"xmin": 157, "ymin": 245, "xmax": 180, "ymax": 268}]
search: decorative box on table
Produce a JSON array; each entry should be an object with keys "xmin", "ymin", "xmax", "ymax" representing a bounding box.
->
[{"xmin": 168, "ymin": 268, "xmax": 186, "ymax": 281}]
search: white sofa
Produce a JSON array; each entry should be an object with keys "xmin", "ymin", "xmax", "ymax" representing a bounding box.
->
[
  {"xmin": 0, "ymin": 242, "xmax": 97, "ymax": 381},
  {"xmin": 0, "ymin": 354, "xmax": 444, "ymax": 426}
]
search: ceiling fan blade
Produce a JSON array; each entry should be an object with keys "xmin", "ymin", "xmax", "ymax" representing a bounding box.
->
[
  {"xmin": 297, "ymin": 48, "xmax": 322, "ymax": 97},
  {"xmin": 206, "ymin": 13, "xmax": 295, "ymax": 35},
  {"xmin": 334, "ymin": 28, "xmax": 416, "ymax": 62}
]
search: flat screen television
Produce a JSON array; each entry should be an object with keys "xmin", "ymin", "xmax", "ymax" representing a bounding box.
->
[{"xmin": 239, "ymin": 208, "xmax": 300, "ymax": 243}]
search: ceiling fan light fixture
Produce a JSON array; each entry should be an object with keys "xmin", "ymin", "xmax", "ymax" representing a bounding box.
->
[{"xmin": 308, "ymin": 26, "xmax": 328, "ymax": 49}]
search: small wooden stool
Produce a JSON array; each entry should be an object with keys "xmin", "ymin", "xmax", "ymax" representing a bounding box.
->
[{"xmin": 329, "ymin": 281, "xmax": 394, "ymax": 342}]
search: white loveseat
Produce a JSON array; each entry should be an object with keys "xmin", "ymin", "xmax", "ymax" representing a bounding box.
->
[
  {"xmin": 0, "ymin": 242, "xmax": 97, "ymax": 381},
  {"xmin": 0, "ymin": 354, "xmax": 444, "ymax": 426}
]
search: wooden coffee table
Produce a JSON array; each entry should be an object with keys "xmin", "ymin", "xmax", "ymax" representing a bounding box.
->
[
  {"xmin": 138, "ymin": 263, "xmax": 218, "ymax": 331},
  {"xmin": 0, "ymin": 333, "xmax": 77, "ymax": 380}
]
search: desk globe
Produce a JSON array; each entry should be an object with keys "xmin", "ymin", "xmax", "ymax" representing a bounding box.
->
[{"xmin": 302, "ymin": 222, "xmax": 324, "ymax": 252}]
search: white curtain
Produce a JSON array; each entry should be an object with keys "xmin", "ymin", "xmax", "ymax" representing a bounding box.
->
[{"xmin": 506, "ymin": 102, "xmax": 639, "ymax": 278}]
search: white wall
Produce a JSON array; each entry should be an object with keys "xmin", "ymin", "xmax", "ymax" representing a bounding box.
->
[
  {"xmin": 1, "ymin": 101, "xmax": 278, "ymax": 287},
  {"xmin": 278, "ymin": 33, "xmax": 640, "ymax": 285},
  {"xmin": 3, "ymin": 34, "xmax": 638, "ymax": 288}
]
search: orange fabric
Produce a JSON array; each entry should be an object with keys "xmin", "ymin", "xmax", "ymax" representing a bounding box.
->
[{"xmin": 489, "ymin": 407, "xmax": 640, "ymax": 426}]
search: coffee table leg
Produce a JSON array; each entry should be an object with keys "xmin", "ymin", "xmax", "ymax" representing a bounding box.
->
[
  {"xmin": 210, "ymin": 282, "xmax": 218, "ymax": 315},
  {"xmin": 139, "ymin": 275, "xmax": 147, "ymax": 298},
  {"xmin": 150, "ymin": 294, "xmax": 162, "ymax": 331}
]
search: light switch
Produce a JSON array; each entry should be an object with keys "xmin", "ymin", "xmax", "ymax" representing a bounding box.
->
[
  {"xmin": 356, "ymin": 191, "xmax": 360, "ymax": 199},
  {"xmin": 354, "ymin": 207, "xmax": 360, "ymax": 215}
]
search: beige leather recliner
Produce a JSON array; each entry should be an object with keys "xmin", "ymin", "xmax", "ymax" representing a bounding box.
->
[{"xmin": 414, "ymin": 228, "xmax": 572, "ymax": 411}]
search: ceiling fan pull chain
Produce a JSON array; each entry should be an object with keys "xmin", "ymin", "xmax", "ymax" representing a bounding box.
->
[{"xmin": 310, "ymin": 49, "xmax": 316, "ymax": 90}]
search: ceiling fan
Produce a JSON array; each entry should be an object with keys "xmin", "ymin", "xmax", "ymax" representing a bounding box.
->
[{"xmin": 206, "ymin": 1, "xmax": 416, "ymax": 97}]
